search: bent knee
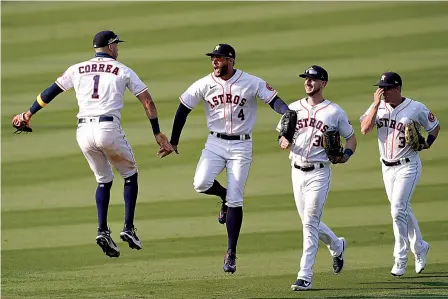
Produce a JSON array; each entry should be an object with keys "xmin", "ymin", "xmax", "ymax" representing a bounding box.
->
[{"xmin": 193, "ymin": 178, "xmax": 213, "ymax": 193}]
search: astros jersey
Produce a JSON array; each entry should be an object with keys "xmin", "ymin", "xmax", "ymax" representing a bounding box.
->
[
  {"xmin": 277, "ymin": 98, "xmax": 354, "ymax": 164},
  {"xmin": 179, "ymin": 69, "xmax": 278, "ymax": 135},
  {"xmin": 56, "ymin": 57, "xmax": 148, "ymax": 120},
  {"xmin": 360, "ymin": 98, "xmax": 439, "ymax": 162}
]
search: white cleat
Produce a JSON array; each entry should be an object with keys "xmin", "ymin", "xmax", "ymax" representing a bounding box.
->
[
  {"xmin": 391, "ymin": 259, "xmax": 407, "ymax": 277},
  {"xmin": 415, "ymin": 243, "xmax": 430, "ymax": 274}
]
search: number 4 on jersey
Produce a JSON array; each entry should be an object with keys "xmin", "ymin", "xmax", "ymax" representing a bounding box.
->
[
  {"xmin": 238, "ymin": 108, "xmax": 245, "ymax": 121},
  {"xmin": 92, "ymin": 75, "xmax": 100, "ymax": 99}
]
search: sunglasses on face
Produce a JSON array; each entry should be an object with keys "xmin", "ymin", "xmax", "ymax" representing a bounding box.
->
[{"xmin": 211, "ymin": 56, "xmax": 226, "ymax": 62}]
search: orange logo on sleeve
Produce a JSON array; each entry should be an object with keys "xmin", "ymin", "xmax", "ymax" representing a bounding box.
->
[{"xmin": 428, "ymin": 112, "xmax": 436, "ymax": 122}]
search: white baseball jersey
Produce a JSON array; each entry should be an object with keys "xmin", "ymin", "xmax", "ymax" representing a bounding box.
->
[
  {"xmin": 55, "ymin": 57, "xmax": 148, "ymax": 120},
  {"xmin": 179, "ymin": 69, "xmax": 278, "ymax": 135},
  {"xmin": 360, "ymin": 98, "xmax": 439, "ymax": 162},
  {"xmin": 277, "ymin": 98, "xmax": 354, "ymax": 164}
]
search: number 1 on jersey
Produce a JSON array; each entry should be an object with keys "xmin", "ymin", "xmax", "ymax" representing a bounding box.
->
[{"xmin": 92, "ymin": 75, "xmax": 100, "ymax": 99}]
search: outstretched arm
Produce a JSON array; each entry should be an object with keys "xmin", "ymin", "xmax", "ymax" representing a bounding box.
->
[
  {"xmin": 158, "ymin": 102, "xmax": 192, "ymax": 158},
  {"xmin": 268, "ymin": 96, "xmax": 289, "ymax": 115},
  {"xmin": 136, "ymin": 90, "xmax": 173, "ymax": 154},
  {"xmin": 12, "ymin": 83, "xmax": 64, "ymax": 130}
]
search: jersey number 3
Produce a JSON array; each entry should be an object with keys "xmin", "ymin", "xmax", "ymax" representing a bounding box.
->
[{"xmin": 91, "ymin": 75, "xmax": 100, "ymax": 99}]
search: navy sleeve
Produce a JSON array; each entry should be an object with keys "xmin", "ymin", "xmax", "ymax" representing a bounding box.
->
[
  {"xmin": 169, "ymin": 103, "xmax": 192, "ymax": 145},
  {"xmin": 269, "ymin": 96, "xmax": 289, "ymax": 115},
  {"xmin": 30, "ymin": 83, "xmax": 65, "ymax": 114}
]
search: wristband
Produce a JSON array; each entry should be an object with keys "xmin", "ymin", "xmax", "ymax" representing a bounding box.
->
[
  {"xmin": 427, "ymin": 135, "xmax": 436, "ymax": 147},
  {"xmin": 30, "ymin": 100, "xmax": 43, "ymax": 114},
  {"xmin": 343, "ymin": 148, "xmax": 354, "ymax": 160},
  {"xmin": 150, "ymin": 117, "xmax": 161, "ymax": 135}
]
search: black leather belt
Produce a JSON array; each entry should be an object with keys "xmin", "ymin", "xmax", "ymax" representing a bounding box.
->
[
  {"xmin": 294, "ymin": 163, "xmax": 324, "ymax": 172},
  {"xmin": 78, "ymin": 116, "xmax": 114, "ymax": 124},
  {"xmin": 382, "ymin": 158, "xmax": 410, "ymax": 167},
  {"xmin": 210, "ymin": 131, "xmax": 251, "ymax": 141}
]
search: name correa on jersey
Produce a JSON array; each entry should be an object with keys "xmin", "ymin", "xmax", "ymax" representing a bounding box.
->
[{"xmin": 78, "ymin": 63, "xmax": 119, "ymax": 75}]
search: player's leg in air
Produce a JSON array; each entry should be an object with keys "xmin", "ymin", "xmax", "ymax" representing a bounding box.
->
[
  {"xmin": 99, "ymin": 124, "xmax": 142, "ymax": 251},
  {"xmin": 76, "ymin": 125, "xmax": 120, "ymax": 258},
  {"xmin": 193, "ymin": 148, "xmax": 227, "ymax": 224}
]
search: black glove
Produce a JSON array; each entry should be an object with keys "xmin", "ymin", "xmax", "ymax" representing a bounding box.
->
[{"xmin": 278, "ymin": 109, "xmax": 297, "ymax": 143}]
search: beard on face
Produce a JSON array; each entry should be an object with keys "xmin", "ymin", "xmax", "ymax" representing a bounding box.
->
[{"xmin": 215, "ymin": 63, "xmax": 229, "ymax": 77}]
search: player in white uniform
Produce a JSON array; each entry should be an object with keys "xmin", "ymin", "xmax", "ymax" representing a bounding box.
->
[
  {"xmin": 277, "ymin": 65, "xmax": 357, "ymax": 291},
  {"xmin": 11, "ymin": 30, "xmax": 173, "ymax": 258},
  {"xmin": 360, "ymin": 72, "xmax": 440, "ymax": 276},
  {"xmin": 158, "ymin": 44, "xmax": 292, "ymax": 273}
]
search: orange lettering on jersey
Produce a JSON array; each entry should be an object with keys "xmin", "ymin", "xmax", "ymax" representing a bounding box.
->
[
  {"xmin": 207, "ymin": 94, "xmax": 246, "ymax": 109},
  {"xmin": 428, "ymin": 112, "xmax": 436, "ymax": 122},
  {"xmin": 296, "ymin": 118, "xmax": 329, "ymax": 133}
]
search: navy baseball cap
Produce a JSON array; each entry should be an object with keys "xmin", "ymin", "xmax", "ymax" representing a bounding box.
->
[
  {"xmin": 206, "ymin": 44, "xmax": 236, "ymax": 59},
  {"xmin": 299, "ymin": 65, "xmax": 328, "ymax": 81},
  {"xmin": 374, "ymin": 72, "xmax": 402, "ymax": 88},
  {"xmin": 93, "ymin": 30, "xmax": 125, "ymax": 48}
]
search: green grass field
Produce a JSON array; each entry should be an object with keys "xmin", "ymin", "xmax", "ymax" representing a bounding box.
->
[{"xmin": 2, "ymin": 1, "xmax": 448, "ymax": 298}]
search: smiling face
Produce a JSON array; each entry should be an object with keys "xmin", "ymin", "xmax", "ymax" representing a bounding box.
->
[{"xmin": 304, "ymin": 77, "xmax": 326, "ymax": 96}]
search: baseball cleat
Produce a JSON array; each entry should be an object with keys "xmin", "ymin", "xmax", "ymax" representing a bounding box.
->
[
  {"xmin": 291, "ymin": 279, "xmax": 312, "ymax": 291},
  {"xmin": 333, "ymin": 237, "xmax": 346, "ymax": 274},
  {"xmin": 415, "ymin": 243, "xmax": 430, "ymax": 274},
  {"xmin": 96, "ymin": 228, "xmax": 120, "ymax": 258},
  {"xmin": 223, "ymin": 250, "xmax": 237, "ymax": 273},
  {"xmin": 391, "ymin": 259, "xmax": 407, "ymax": 276},
  {"xmin": 120, "ymin": 227, "xmax": 142, "ymax": 250},
  {"xmin": 218, "ymin": 202, "xmax": 228, "ymax": 224}
]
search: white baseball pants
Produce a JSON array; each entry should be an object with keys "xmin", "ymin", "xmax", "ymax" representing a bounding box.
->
[
  {"xmin": 76, "ymin": 117, "xmax": 138, "ymax": 183},
  {"xmin": 292, "ymin": 164, "xmax": 344, "ymax": 282},
  {"xmin": 193, "ymin": 134, "xmax": 252, "ymax": 207},
  {"xmin": 382, "ymin": 158, "xmax": 426, "ymax": 261}
]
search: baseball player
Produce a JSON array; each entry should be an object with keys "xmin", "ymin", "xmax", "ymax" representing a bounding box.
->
[
  {"xmin": 11, "ymin": 30, "xmax": 174, "ymax": 258},
  {"xmin": 277, "ymin": 65, "xmax": 357, "ymax": 291},
  {"xmin": 158, "ymin": 44, "xmax": 291, "ymax": 273},
  {"xmin": 360, "ymin": 72, "xmax": 440, "ymax": 276}
]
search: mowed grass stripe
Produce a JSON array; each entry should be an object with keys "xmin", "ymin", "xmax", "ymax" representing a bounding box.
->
[
  {"xmin": 2, "ymin": 47, "xmax": 447, "ymax": 121},
  {"xmin": 2, "ymin": 2, "xmax": 376, "ymax": 45},
  {"xmin": 4, "ymin": 265, "xmax": 448, "ymax": 299},
  {"xmin": 3, "ymin": 241, "xmax": 448, "ymax": 297},
  {"xmin": 4, "ymin": 28, "xmax": 448, "ymax": 96},
  {"xmin": 3, "ymin": 183, "xmax": 447, "ymax": 229},
  {"xmin": 3, "ymin": 200, "xmax": 447, "ymax": 250},
  {"xmin": 4, "ymin": 14, "xmax": 448, "ymax": 78},
  {"xmin": 3, "ymin": 111, "xmax": 448, "ymax": 189},
  {"xmin": 4, "ymin": 220, "xmax": 448, "ymax": 276},
  {"xmin": 3, "ymin": 2, "xmax": 444, "ymax": 60},
  {"xmin": 3, "ymin": 147, "xmax": 448, "ymax": 212},
  {"xmin": 1, "ymin": 1, "xmax": 259, "ymax": 28}
]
